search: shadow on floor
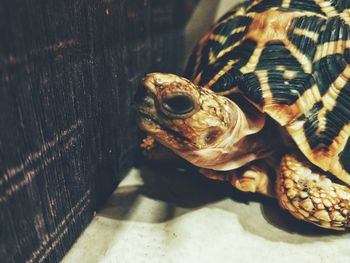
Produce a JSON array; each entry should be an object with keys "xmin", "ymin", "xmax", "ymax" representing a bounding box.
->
[{"xmin": 99, "ymin": 162, "xmax": 349, "ymax": 243}]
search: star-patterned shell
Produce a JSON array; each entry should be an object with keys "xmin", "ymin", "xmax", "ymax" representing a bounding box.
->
[{"xmin": 184, "ymin": 0, "xmax": 350, "ymax": 184}]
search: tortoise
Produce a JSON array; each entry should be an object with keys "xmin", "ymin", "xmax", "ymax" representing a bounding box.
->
[{"xmin": 136, "ymin": 0, "xmax": 350, "ymax": 230}]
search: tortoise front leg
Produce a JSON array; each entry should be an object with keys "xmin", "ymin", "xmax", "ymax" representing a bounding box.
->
[
  {"xmin": 277, "ymin": 154, "xmax": 350, "ymax": 230},
  {"xmin": 200, "ymin": 160, "xmax": 275, "ymax": 197}
]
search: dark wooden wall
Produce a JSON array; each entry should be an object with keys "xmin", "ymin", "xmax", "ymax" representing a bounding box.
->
[{"xmin": 0, "ymin": 0, "xmax": 195, "ymax": 262}]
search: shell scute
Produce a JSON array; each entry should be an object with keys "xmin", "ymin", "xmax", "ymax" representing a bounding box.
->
[{"xmin": 185, "ymin": 0, "xmax": 350, "ymax": 183}]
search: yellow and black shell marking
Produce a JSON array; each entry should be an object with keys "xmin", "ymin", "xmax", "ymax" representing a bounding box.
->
[{"xmin": 184, "ymin": 0, "xmax": 350, "ymax": 184}]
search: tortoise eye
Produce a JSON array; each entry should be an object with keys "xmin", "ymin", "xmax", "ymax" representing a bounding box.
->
[{"xmin": 162, "ymin": 94, "xmax": 195, "ymax": 116}]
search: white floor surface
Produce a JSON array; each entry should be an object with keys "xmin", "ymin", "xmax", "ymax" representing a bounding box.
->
[{"xmin": 62, "ymin": 165, "xmax": 350, "ymax": 263}]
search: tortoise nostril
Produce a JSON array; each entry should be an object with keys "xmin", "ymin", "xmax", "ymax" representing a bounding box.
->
[{"xmin": 162, "ymin": 94, "xmax": 195, "ymax": 115}]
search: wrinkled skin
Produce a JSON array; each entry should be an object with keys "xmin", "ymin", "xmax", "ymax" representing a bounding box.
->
[{"xmin": 136, "ymin": 73, "xmax": 277, "ymax": 171}]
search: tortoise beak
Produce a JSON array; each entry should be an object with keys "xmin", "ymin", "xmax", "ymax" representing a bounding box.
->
[
  {"xmin": 134, "ymin": 74, "xmax": 158, "ymax": 109},
  {"xmin": 142, "ymin": 73, "xmax": 158, "ymax": 94}
]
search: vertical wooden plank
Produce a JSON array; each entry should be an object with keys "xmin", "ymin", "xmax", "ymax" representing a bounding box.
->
[{"xmin": 0, "ymin": 0, "xmax": 193, "ymax": 262}]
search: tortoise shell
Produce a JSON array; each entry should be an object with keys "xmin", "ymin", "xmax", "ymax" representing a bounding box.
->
[{"xmin": 184, "ymin": 0, "xmax": 350, "ymax": 184}]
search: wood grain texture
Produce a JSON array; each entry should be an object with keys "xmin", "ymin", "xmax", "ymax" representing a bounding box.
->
[{"xmin": 0, "ymin": 0, "xmax": 191, "ymax": 262}]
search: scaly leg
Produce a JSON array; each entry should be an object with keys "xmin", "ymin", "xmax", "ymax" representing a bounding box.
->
[
  {"xmin": 200, "ymin": 160, "xmax": 275, "ymax": 197},
  {"xmin": 277, "ymin": 154, "xmax": 350, "ymax": 230}
]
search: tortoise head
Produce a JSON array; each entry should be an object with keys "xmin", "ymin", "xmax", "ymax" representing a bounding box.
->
[{"xmin": 136, "ymin": 73, "xmax": 266, "ymax": 170}]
